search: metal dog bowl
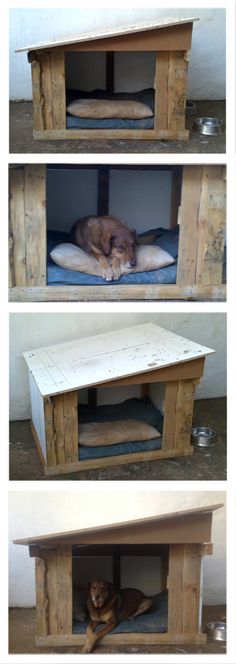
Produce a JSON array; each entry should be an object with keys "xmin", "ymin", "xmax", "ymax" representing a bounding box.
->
[
  {"xmin": 186, "ymin": 100, "xmax": 197, "ymax": 115},
  {"xmin": 191, "ymin": 426, "xmax": 217, "ymax": 448},
  {"xmin": 206, "ymin": 621, "xmax": 226, "ymax": 642},
  {"xmin": 193, "ymin": 117, "xmax": 223, "ymax": 136}
]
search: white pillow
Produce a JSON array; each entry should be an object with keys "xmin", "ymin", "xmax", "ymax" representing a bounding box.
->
[
  {"xmin": 50, "ymin": 243, "xmax": 175, "ymax": 276},
  {"xmin": 79, "ymin": 419, "xmax": 160, "ymax": 447},
  {"xmin": 66, "ymin": 98, "xmax": 153, "ymax": 119}
]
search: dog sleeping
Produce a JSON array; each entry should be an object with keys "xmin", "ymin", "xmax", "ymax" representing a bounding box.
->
[
  {"xmin": 82, "ymin": 579, "xmax": 152, "ymax": 653},
  {"xmin": 70, "ymin": 215, "xmax": 138, "ymax": 281}
]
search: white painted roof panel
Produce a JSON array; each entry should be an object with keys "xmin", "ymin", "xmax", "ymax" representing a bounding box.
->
[{"xmin": 23, "ymin": 323, "xmax": 214, "ymax": 398}]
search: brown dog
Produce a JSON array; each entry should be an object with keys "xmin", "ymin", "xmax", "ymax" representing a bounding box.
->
[
  {"xmin": 70, "ymin": 215, "xmax": 138, "ymax": 281},
  {"xmin": 82, "ymin": 579, "xmax": 152, "ymax": 653}
]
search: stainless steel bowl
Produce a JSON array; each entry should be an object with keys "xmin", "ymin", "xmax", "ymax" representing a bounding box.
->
[
  {"xmin": 206, "ymin": 621, "xmax": 227, "ymax": 642},
  {"xmin": 193, "ymin": 117, "xmax": 223, "ymax": 135},
  {"xmin": 191, "ymin": 426, "xmax": 217, "ymax": 448}
]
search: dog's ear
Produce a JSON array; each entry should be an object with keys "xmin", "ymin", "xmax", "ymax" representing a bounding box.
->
[{"xmin": 100, "ymin": 231, "xmax": 112, "ymax": 256}]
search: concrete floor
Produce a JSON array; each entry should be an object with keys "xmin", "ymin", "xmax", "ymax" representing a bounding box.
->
[
  {"xmin": 9, "ymin": 100, "xmax": 225, "ymax": 153},
  {"xmin": 9, "ymin": 605, "xmax": 226, "ymax": 654},
  {"xmin": 9, "ymin": 397, "xmax": 226, "ymax": 481}
]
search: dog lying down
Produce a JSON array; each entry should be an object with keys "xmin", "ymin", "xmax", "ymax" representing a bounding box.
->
[
  {"xmin": 82, "ymin": 579, "xmax": 152, "ymax": 653},
  {"xmin": 50, "ymin": 231, "xmax": 175, "ymax": 281}
]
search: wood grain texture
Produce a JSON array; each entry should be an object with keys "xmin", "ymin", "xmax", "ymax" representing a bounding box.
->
[
  {"xmin": 35, "ymin": 558, "xmax": 49, "ymax": 635},
  {"xmin": 9, "ymin": 167, "xmax": 26, "ymax": 287},
  {"xmin": 40, "ymin": 52, "xmax": 53, "ymax": 129},
  {"xmin": 24, "ymin": 165, "xmax": 46, "ymax": 286},
  {"xmin": 51, "ymin": 51, "xmax": 66, "ymax": 129},
  {"xmin": 36, "ymin": 631, "xmax": 207, "ymax": 646},
  {"xmin": 31, "ymin": 58, "xmax": 44, "ymax": 130},
  {"xmin": 33, "ymin": 127, "xmax": 189, "ymax": 140},
  {"xmin": 9, "ymin": 284, "xmax": 226, "ymax": 302},
  {"xmin": 196, "ymin": 165, "xmax": 226, "ymax": 286},
  {"xmin": 167, "ymin": 51, "xmax": 188, "ymax": 132},
  {"xmin": 177, "ymin": 166, "xmax": 203, "ymax": 285},
  {"xmin": 168, "ymin": 544, "xmax": 202, "ymax": 633}
]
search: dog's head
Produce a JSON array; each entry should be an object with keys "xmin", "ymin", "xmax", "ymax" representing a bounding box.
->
[
  {"xmin": 88, "ymin": 580, "xmax": 114, "ymax": 610},
  {"xmin": 102, "ymin": 228, "xmax": 138, "ymax": 268}
]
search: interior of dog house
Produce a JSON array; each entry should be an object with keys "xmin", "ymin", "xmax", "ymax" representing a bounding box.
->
[
  {"xmin": 9, "ymin": 163, "xmax": 226, "ymax": 302},
  {"xmin": 16, "ymin": 17, "xmax": 199, "ymax": 141},
  {"xmin": 13, "ymin": 505, "xmax": 222, "ymax": 648},
  {"xmin": 22, "ymin": 322, "xmax": 214, "ymax": 477}
]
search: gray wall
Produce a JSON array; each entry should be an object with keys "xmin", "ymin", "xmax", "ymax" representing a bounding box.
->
[{"xmin": 46, "ymin": 168, "xmax": 172, "ymax": 233}]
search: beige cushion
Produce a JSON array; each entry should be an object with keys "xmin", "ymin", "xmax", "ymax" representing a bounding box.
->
[
  {"xmin": 50, "ymin": 243, "xmax": 175, "ymax": 276},
  {"xmin": 66, "ymin": 98, "xmax": 153, "ymax": 119},
  {"xmin": 79, "ymin": 419, "xmax": 160, "ymax": 447}
]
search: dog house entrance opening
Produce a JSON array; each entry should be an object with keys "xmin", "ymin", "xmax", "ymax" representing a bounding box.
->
[{"xmin": 65, "ymin": 52, "xmax": 157, "ymax": 130}]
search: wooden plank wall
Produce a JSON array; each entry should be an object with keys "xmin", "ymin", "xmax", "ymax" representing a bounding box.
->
[
  {"xmin": 168, "ymin": 544, "xmax": 202, "ymax": 634},
  {"xmin": 9, "ymin": 165, "xmax": 47, "ymax": 287},
  {"xmin": 35, "ymin": 545, "xmax": 72, "ymax": 636},
  {"xmin": 155, "ymin": 51, "xmax": 188, "ymax": 134},
  {"xmin": 30, "ymin": 51, "xmax": 66, "ymax": 131},
  {"xmin": 162, "ymin": 379, "xmax": 196, "ymax": 451},
  {"xmin": 44, "ymin": 391, "xmax": 79, "ymax": 467},
  {"xmin": 177, "ymin": 166, "xmax": 226, "ymax": 286}
]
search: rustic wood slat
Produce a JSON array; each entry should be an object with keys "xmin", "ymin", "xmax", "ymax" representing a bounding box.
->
[
  {"xmin": 63, "ymin": 392, "xmax": 78, "ymax": 463},
  {"xmin": 35, "ymin": 558, "xmax": 49, "ymax": 636},
  {"xmin": 154, "ymin": 52, "xmax": 169, "ymax": 130},
  {"xmin": 41, "ymin": 52, "xmax": 53, "ymax": 129},
  {"xmin": 9, "ymin": 284, "xmax": 226, "ymax": 302},
  {"xmin": 36, "ymin": 631, "xmax": 207, "ymax": 646},
  {"xmin": 45, "ymin": 551, "xmax": 58, "ymax": 635},
  {"xmin": 24, "ymin": 165, "xmax": 46, "ymax": 286},
  {"xmin": 9, "ymin": 168, "xmax": 26, "ymax": 287},
  {"xmin": 56, "ymin": 546, "xmax": 72, "ymax": 635},
  {"xmin": 167, "ymin": 51, "xmax": 189, "ymax": 132},
  {"xmin": 168, "ymin": 544, "xmax": 202, "ymax": 634},
  {"xmin": 168, "ymin": 544, "xmax": 184, "ymax": 632},
  {"xmin": 162, "ymin": 382, "xmax": 178, "ymax": 450},
  {"xmin": 51, "ymin": 51, "xmax": 66, "ymax": 129},
  {"xmin": 44, "ymin": 445, "xmax": 193, "ymax": 476},
  {"xmin": 44, "ymin": 399, "xmax": 57, "ymax": 466},
  {"xmin": 177, "ymin": 166, "xmax": 203, "ymax": 285},
  {"xmin": 53, "ymin": 395, "xmax": 66, "ymax": 465},
  {"xmin": 173, "ymin": 380, "xmax": 196, "ymax": 449},
  {"xmin": 196, "ymin": 165, "xmax": 226, "ymax": 286},
  {"xmin": 31, "ymin": 58, "xmax": 44, "ymax": 130},
  {"xmin": 33, "ymin": 127, "xmax": 189, "ymax": 140}
]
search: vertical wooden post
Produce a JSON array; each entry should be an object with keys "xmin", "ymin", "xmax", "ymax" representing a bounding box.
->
[
  {"xmin": 168, "ymin": 544, "xmax": 202, "ymax": 634},
  {"xmin": 9, "ymin": 167, "xmax": 26, "ymax": 287},
  {"xmin": 170, "ymin": 166, "xmax": 183, "ymax": 228},
  {"xmin": 177, "ymin": 166, "xmax": 203, "ymax": 285},
  {"xmin": 162, "ymin": 379, "xmax": 196, "ymax": 451},
  {"xmin": 35, "ymin": 557, "xmax": 49, "ymax": 636},
  {"xmin": 141, "ymin": 384, "xmax": 149, "ymax": 398},
  {"xmin": 97, "ymin": 166, "xmax": 110, "ymax": 216},
  {"xmin": 36, "ymin": 545, "xmax": 73, "ymax": 637},
  {"xmin": 51, "ymin": 51, "xmax": 66, "ymax": 130},
  {"xmin": 24, "ymin": 165, "xmax": 47, "ymax": 286},
  {"xmin": 106, "ymin": 52, "xmax": 115, "ymax": 93},
  {"xmin": 195, "ymin": 165, "xmax": 226, "ymax": 286},
  {"xmin": 44, "ymin": 391, "xmax": 78, "ymax": 467}
]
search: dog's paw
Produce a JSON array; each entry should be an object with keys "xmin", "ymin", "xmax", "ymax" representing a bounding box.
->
[
  {"xmin": 112, "ymin": 266, "xmax": 121, "ymax": 281},
  {"xmin": 81, "ymin": 643, "xmax": 93, "ymax": 654},
  {"xmin": 103, "ymin": 267, "xmax": 114, "ymax": 281}
]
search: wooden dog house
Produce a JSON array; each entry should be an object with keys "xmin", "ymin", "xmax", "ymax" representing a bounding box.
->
[
  {"xmin": 9, "ymin": 163, "xmax": 226, "ymax": 303},
  {"xmin": 16, "ymin": 17, "xmax": 198, "ymax": 141},
  {"xmin": 22, "ymin": 323, "xmax": 214, "ymax": 477},
  {"xmin": 13, "ymin": 504, "xmax": 222, "ymax": 648}
]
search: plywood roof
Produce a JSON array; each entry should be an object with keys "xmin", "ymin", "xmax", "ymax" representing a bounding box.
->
[
  {"xmin": 23, "ymin": 323, "xmax": 214, "ymax": 398},
  {"xmin": 16, "ymin": 16, "xmax": 198, "ymax": 52},
  {"xmin": 13, "ymin": 504, "xmax": 222, "ymax": 547}
]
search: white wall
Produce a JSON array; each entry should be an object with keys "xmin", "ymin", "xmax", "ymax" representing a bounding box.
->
[
  {"xmin": 46, "ymin": 167, "xmax": 172, "ymax": 233},
  {"xmin": 9, "ymin": 313, "xmax": 226, "ymax": 421},
  {"xmin": 9, "ymin": 490, "xmax": 226, "ymax": 607},
  {"xmin": 9, "ymin": 8, "xmax": 226, "ymax": 100}
]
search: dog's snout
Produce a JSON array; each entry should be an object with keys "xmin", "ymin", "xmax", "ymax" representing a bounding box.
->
[{"xmin": 129, "ymin": 258, "xmax": 136, "ymax": 267}]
